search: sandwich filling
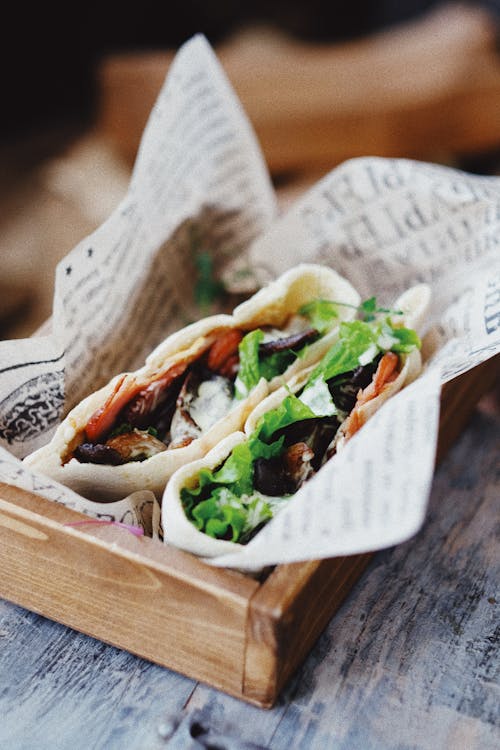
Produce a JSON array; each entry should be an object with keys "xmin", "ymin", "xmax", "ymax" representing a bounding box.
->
[{"xmin": 70, "ymin": 301, "xmax": 342, "ymax": 466}]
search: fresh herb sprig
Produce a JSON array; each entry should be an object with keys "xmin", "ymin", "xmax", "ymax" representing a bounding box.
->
[{"xmin": 302, "ymin": 296, "xmax": 404, "ymax": 323}]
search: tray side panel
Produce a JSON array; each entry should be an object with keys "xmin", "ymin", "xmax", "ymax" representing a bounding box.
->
[
  {"xmin": 243, "ymin": 555, "xmax": 372, "ymax": 706},
  {"xmin": 0, "ymin": 484, "xmax": 259, "ymax": 697},
  {"xmin": 436, "ymin": 355, "xmax": 500, "ymax": 463}
]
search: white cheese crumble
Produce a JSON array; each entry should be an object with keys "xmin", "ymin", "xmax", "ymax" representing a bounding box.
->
[
  {"xmin": 299, "ymin": 377, "xmax": 337, "ymax": 416},
  {"xmin": 190, "ymin": 377, "xmax": 233, "ymax": 432},
  {"xmin": 377, "ymin": 332, "xmax": 399, "ymax": 350},
  {"xmin": 358, "ymin": 343, "xmax": 378, "ymax": 366}
]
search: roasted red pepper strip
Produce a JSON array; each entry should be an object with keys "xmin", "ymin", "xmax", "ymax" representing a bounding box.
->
[
  {"xmin": 125, "ymin": 360, "xmax": 189, "ymax": 425},
  {"xmin": 85, "ymin": 374, "xmax": 133, "ymax": 443},
  {"xmin": 206, "ymin": 329, "xmax": 243, "ymax": 373},
  {"xmin": 85, "ymin": 361, "xmax": 189, "ymax": 443},
  {"xmin": 356, "ymin": 351, "xmax": 399, "ymax": 406},
  {"xmin": 344, "ymin": 352, "xmax": 400, "ymax": 440}
]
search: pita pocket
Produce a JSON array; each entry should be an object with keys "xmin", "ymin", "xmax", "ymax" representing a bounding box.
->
[{"xmin": 162, "ymin": 284, "xmax": 430, "ymax": 559}]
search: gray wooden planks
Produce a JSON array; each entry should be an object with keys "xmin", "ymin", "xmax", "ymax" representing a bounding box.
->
[
  {"xmin": 0, "ymin": 403, "xmax": 498, "ymax": 750},
  {"xmin": 0, "ymin": 607, "xmax": 194, "ymax": 750}
]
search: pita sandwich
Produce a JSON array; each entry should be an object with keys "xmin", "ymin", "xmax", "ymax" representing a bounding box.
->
[{"xmin": 162, "ymin": 284, "xmax": 430, "ymax": 559}]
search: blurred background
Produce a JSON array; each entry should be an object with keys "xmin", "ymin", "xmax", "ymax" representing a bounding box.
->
[{"xmin": 2, "ymin": 0, "xmax": 500, "ymax": 339}]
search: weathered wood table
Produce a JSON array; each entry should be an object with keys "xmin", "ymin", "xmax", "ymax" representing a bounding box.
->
[{"xmin": 0, "ymin": 389, "xmax": 498, "ymax": 750}]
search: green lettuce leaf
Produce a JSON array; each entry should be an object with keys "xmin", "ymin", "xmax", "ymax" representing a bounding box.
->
[
  {"xmin": 234, "ymin": 329, "xmax": 301, "ymax": 399},
  {"xmin": 360, "ymin": 296, "xmax": 404, "ymax": 322},
  {"xmin": 298, "ymin": 299, "xmax": 339, "ymax": 334},
  {"xmin": 305, "ymin": 317, "xmax": 420, "ymax": 387},
  {"xmin": 188, "ymin": 489, "xmax": 286, "ymax": 543},
  {"xmin": 234, "ymin": 329, "xmax": 264, "ymax": 399},
  {"xmin": 307, "ymin": 320, "xmax": 378, "ymax": 385},
  {"xmin": 258, "ymin": 349, "xmax": 296, "ymax": 381},
  {"xmin": 181, "ymin": 434, "xmax": 286, "ymax": 542},
  {"xmin": 181, "ymin": 433, "xmax": 283, "ymax": 504},
  {"xmin": 235, "ymin": 297, "xmax": 345, "ymax": 400},
  {"xmin": 388, "ymin": 325, "xmax": 421, "ymax": 352},
  {"xmin": 191, "ymin": 489, "xmax": 247, "ymax": 541},
  {"xmin": 256, "ymin": 393, "xmax": 318, "ymax": 442}
]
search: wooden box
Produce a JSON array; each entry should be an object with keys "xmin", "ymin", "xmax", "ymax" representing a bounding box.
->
[{"xmin": 0, "ymin": 356, "xmax": 497, "ymax": 708}]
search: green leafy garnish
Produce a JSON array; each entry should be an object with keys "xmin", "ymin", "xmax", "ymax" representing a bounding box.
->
[
  {"xmin": 258, "ymin": 350, "xmax": 296, "ymax": 380},
  {"xmin": 182, "ymin": 435, "xmax": 283, "ymax": 502},
  {"xmin": 298, "ymin": 299, "xmax": 339, "ymax": 334},
  {"xmin": 181, "ymin": 390, "xmax": 323, "ymax": 542},
  {"xmin": 255, "ymin": 393, "xmax": 317, "ymax": 442},
  {"xmin": 186, "ymin": 489, "xmax": 285, "ymax": 543},
  {"xmin": 359, "ymin": 296, "xmax": 403, "ymax": 321},
  {"xmin": 307, "ymin": 321, "xmax": 377, "ymax": 385},
  {"xmin": 388, "ymin": 326, "xmax": 421, "ymax": 352},
  {"xmin": 318, "ymin": 296, "xmax": 404, "ymax": 322},
  {"xmin": 181, "ymin": 433, "xmax": 285, "ymax": 541},
  {"xmin": 306, "ymin": 318, "xmax": 420, "ymax": 387},
  {"xmin": 191, "ymin": 491, "xmax": 247, "ymax": 541},
  {"xmin": 235, "ymin": 329, "xmax": 300, "ymax": 399},
  {"xmin": 194, "ymin": 251, "xmax": 226, "ymax": 314},
  {"xmin": 234, "ymin": 329, "xmax": 264, "ymax": 398}
]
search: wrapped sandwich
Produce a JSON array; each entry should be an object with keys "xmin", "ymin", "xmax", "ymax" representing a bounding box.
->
[
  {"xmin": 25, "ymin": 264, "xmax": 359, "ymax": 501},
  {"xmin": 162, "ymin": 284, "xmax": 430, "ymax": 558}
]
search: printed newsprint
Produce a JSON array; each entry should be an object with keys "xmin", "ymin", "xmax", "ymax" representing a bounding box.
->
[{"xmin": 0, "ymin": 35, "xmax": 498, "ymax": 567}]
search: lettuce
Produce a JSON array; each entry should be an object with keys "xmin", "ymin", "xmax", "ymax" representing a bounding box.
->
[
  {"xmin": 181, "ymin": 391, "xmax": 319, "ymax": 542},
  {"xmin": 235, "ymin": 329, "xmax": 302, "ymax": 399},
  {"xmin": 306, "ymin": 321, "xmax": 376, "ymax": 385},
  {"xmin": 234, "ymin": 329, "xmax": 264, "ymax": 399},
  {"xmin": 388, "ymin": 325, "xmax": 421, "ymax": 352},
  {"xmin": 234, "ymin": 328, "xmax": 306, "ymax": 399},
  {"xmin": 298, "ymin": 299, "xmax": 339, "ymax": 334},
  {"xmin": 189, "ymin": 489, "xmax": 284, "ymax": 542},
  {"xmin": 258, "ymin": 350, "xmax": 296, "ymax": 381},
  {"xmin": 306, "ymin": 318, "xmax": 420, "ymax": 387},
  {"xmin": 359, "ymin": 296, "xmax": 403, "ymax": 321},
  {"xmin": 255, "ymin": 393, "xmax": 317, "ymax": 442},
  {"xmin": 181, "ymin": 432, "xmax": 286, "ymax": 541},
  {"xmin": 235, "ymin": 298, "xmax": 342, "ymax": 399},
  {"xmin": 181, "ymin": 391, "xmax": 325, "ymax": 542},
  {"xmin": 191, "ymin": 489, "xmax": 247, "ymax": 541}
]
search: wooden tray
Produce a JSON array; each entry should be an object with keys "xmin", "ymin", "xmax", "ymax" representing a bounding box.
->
[{"xmin": 0, "ymin": 355, "xmax": 498, "ymax": 708}]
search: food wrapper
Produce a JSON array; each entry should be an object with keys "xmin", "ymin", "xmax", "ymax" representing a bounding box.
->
[{"xmin": 0, "ymin": 35, "xmax": 498, "ymax": 566}]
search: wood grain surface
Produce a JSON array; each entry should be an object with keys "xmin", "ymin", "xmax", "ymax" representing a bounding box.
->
[
  {"xmin": 0, "ymin": 482, "xmax": 259, "ymax": 699},
  {"xmin": 0, "ymin": 390, "xmax": 498, "ymax": 748}
]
